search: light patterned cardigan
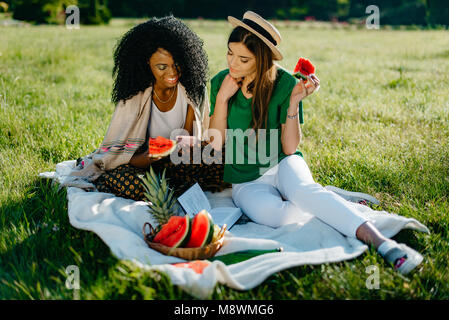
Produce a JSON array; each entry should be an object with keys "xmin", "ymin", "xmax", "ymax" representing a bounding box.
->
[{"xmin": 69, "ymin": 84, "xmax": 210, "ymax": 182}]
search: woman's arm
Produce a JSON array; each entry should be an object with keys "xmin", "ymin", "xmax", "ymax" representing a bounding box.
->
[
  {"xmin": 281, "ymin": 75, "xmax": 320, "ymax": 155},
  {"xmin": 281, "ymin": 112, "xmax": 302, "ymax": 155},
  {"xmin": 183, "ymin": 104, "xmax": 195, "ymax": 136},
  {"xmin": 208, "ymin": 97, "xmax": 229, "ymax": 150},
  {"xmin": 208, "ymin": 75, "xmax": 241, "ymax": 150},
  {"xmin": 129, "ymin": 151, "xmax": 162, "ymax": 168},
  {"xmin": 201, "ymin": 108, "xmax": 211, "ymax": 142}
]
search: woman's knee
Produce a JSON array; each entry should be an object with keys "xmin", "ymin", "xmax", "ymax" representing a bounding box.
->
[
  {"xmin": 232, "ymin": 183, "xmax": 296, "ymax": 228},
  {"xmin": 277, "ymin": 155, "xmax": 316, "ymax": 188},
  {"xmin": 244, "ymin": 199, "xmax": 302, "ymax": 228}
]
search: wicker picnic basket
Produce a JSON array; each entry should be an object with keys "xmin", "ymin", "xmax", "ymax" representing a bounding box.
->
[{"xmin": 142, "ymin": 222, "xmax": 227, "ymax": 260}]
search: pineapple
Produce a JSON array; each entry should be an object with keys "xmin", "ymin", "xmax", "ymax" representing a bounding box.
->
[{"xmin": 140, "ymin": 166, "xmax": 179, "ymax": 232}]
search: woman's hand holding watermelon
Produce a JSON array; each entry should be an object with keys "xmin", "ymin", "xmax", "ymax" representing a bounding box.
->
[
  {"xmin": 129, "ymin": 151, "xmax": 163, "ymax": 169},
  {"xmin": 290, "ymin": 57, "xmax": 320, "ymax": 107},
  {"xmin": 130, "ymin": 136, "xmax": 176, "ymax": 168}
]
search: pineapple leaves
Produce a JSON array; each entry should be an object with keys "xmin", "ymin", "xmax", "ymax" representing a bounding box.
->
[{"xmin": 139, "ymin": 166, "xmax": 179, "ymax": 226}]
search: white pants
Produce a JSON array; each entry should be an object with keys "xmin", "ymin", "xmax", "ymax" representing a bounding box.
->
[{"xmin": 232, "ymin": 155, "xmax": 369, "ymax": 238}]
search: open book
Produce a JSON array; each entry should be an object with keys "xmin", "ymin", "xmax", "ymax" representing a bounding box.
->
[{"xmin": 177, "ymin": 183, "xmax": 242, "ymax": 230}]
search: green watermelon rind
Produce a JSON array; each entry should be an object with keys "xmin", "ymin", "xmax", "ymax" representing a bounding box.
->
[
  {"xmin": 179, "ymin": 217, "xmax": 192, "ymax": 248},
  {"xmin": 204, "ymin": 214, "xmax": 215, "ymax": 245},
  {"xmin": 292, "ymin": 72, "xmax": 308, "ymax": 81},
  {"xmin": 186, "ymin": 210, "xmax": 215, "ymax": 248},
  {"xmin": 199, "ymin": 210, "xmax": 215, "ymax": 247}
]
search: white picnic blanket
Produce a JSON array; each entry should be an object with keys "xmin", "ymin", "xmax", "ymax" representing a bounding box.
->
[{"xmin": 40, "ymin": 160, "xmax": 430, "ymax": 299}]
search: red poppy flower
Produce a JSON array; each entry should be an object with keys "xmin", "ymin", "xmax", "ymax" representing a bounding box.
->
[{"xmin": 293, "ymin": 57, "xmax": 316, "ymax": 81}]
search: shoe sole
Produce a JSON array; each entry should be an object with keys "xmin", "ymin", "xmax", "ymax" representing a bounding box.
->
[
  {"xmin": 396, "ymin": 244, "xmax": 423, "ymax": 275},
  {"xmin": 324, "ymin": 185, "xmax": 380, "ymax": 205}
]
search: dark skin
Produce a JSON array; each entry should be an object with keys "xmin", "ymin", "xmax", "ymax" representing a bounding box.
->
[{"xmin": 130, "ymin": 48, "xmax": 195, "ymax": 168}]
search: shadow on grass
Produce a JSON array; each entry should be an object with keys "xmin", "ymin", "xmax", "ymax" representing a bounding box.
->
[
  {"xmin": 0, "ymin": 178, "xmax": 195, "ymax": 299},
  {"xmin": 0, "ymin": 178, "xmax": 117, "ymax": 298}
]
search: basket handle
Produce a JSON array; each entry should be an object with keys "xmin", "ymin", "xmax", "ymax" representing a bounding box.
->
[
  {"xmin": 142, "ymin": 222, "xmax": 155, "ymax": 239},
  {"xmin": 218, "ymin": 224, "xmax": 227, "ymax": 239}
]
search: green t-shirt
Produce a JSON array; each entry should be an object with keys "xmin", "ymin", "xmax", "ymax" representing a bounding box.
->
[{"xmin": 209, "ymin": 67, "xmax": 304, "ymax": 184}]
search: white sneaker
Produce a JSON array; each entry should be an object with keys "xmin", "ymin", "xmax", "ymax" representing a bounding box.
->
[{"xmin": 378, "ymin": 240, "xmax": 423, "ymax": 275}]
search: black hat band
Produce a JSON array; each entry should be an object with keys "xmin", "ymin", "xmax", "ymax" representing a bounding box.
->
[{"xmin": 242, "ymin": 18, "xmax": 277, "ymax": 46}]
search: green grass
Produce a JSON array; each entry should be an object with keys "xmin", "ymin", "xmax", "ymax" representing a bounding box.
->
[{"xmin": 0, "ymin": 19, "xmax": 448, "ymax": 300}]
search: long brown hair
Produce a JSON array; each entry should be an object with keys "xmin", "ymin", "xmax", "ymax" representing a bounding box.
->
[{"xmin": 228, "ymin": 26, "xmax": 277, "ymax": 133}]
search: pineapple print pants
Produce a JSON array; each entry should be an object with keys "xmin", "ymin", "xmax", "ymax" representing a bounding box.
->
[{"xmin": 94, "ymin": 144, "xmax": 231, "ymax": 201}]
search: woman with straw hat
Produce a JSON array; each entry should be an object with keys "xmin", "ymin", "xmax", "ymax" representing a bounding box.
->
[
  {"xmin": 207, "ymin": 11, "xmax": 424, "ymax": 274},
  {"xmin": 70, "ymin": 15, "xmax": 230, "ymax": 199}
]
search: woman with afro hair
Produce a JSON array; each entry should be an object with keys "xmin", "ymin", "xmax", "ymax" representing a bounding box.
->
[{"xmin": 70, "ymin": 15, "xmax": 230, "ymax": 200}]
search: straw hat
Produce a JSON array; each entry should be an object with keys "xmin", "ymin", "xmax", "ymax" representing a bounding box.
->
[{"xmin": 228, "ymin": 11, "xmax": 283, "ymax": 61}]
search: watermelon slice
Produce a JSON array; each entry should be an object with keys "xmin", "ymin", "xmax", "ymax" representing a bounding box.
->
[
  {"xmin": 148, "ymin": 136, "xmax": 177, "ymax": 158},
  {"xmin": 185, "ymin": 210, "xmax": 215, "ymax": 248},
  {"xmin": 153, "ymin": 215, "xmax": 191, "ymax": 248},
  {"xmin": 172, "ymin": 260, "xmax": 211, "ymax": 274},
  {"xmin": 293, "ymin": 57, "xmax": 316, "ymax": 81}
]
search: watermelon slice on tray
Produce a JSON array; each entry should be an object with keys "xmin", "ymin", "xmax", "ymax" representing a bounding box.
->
[
  {"xmin": 153, "ymin": 215, "xmax": 191, "ymax": 248},
  {"xmin": 185, "ymin": 210, "xmax": 215, "ymax": 248},
  {"xmin": 142, "ymin": 212, "xmax": 227, "ymax": 260},
  {"xmin": 148, "ymin": 136, "xmax": 177, "ymax": 158}
]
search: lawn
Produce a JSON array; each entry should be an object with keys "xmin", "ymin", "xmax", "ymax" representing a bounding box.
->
[{"xmin": 0, "ymin": 18, "xmax": 448, "ymax": 299}]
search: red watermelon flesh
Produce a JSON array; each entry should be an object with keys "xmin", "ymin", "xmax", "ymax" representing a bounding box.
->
[
  {"xmin": 185, "ymin": 210, "xmax": 214, "ymax": 248},
  {"xmin": 172, "ymin": 260, "xmax": 211, "ymax": 274},
  {"xmin": 153, "ymin": 215, "xmax": 191, "ymax": 248},
  {"xmin": 148, "ymin": 136, "xmax": 177, "ymax": 158}
]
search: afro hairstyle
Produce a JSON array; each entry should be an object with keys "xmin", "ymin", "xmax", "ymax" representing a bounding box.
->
[{"xmin": 111, "ymin": 15, "xmax": 208, "ymax": 106}]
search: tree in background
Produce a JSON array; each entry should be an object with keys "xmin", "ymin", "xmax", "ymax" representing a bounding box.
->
[
  {"xmin": 0, "ymin": 1, "xmax": 10, "ymax": 12},
  {"xmin": 426, "ymin": 0, "xmax": 449, "ymax": 26},
  {"xmin": 8, "ymin": 0, "xmax": 448, "ymax": 27},
  {"xmin": 78, "ymin": 0, "xmax": 110, "ymax": 24},
  {"xmin": 349, "ymin": 0, "xmax": 428, "ymax": 26},
  {"xmin": 108, "ymin": 0, "xmax": 247, "ymax": 19},
  {"xmin": 10, "ymin": 0, "xmax": 110, "ymax": 24},
  {"xmin": 108, "ymin": 0, "xmax": 184, "ymax": 18},
  {"xmin": 107, "ymin": 0, "xmax": 339, "ymax": 21}
]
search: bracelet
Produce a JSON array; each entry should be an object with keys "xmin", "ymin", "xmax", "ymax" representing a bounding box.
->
[{"xmin": 287, "ymin": 112, "xmax": 298, "ymax": 120}]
